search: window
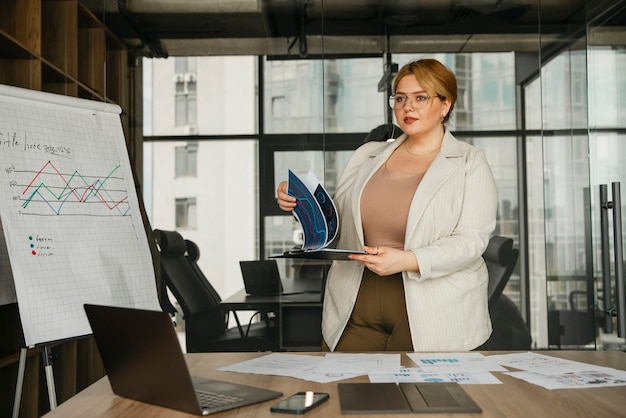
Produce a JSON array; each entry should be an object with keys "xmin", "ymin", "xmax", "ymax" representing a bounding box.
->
[
  {"xmin": 272, "ymin": 96, "xmax": 285, "ymax": 118},
  {"xmin": 175, "ymin": 197, "xmax": 197, "ymax": 229},
  {"xmin": 175, "ymin": 141, "xmax": 198, "ymax": 177},
  {"xmin": 174, "ymin": 57, "xmax": 198, "ymax": 127},
  {"xmin": 263, "ymin": 57, "xmax": 385, "ymax": 133}
]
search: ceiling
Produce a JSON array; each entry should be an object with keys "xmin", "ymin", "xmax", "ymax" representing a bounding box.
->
[{"xmin": 82, "ymin": 0, "xmax": 625, "ymax": 58}]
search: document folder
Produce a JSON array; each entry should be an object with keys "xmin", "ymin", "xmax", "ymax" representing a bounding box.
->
[{"xmin": 338, "ymin": 382, "xmax": 482, "ymax": 414}]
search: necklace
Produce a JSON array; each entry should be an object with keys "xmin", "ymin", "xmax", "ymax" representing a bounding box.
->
[{"xmin": 403, "ymin": 140, "xmax": 441, "ymax": 157}]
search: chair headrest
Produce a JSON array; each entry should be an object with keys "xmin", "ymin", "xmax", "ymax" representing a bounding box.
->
[
  {"xmin": 155, "ymin": 229, "xmax": 186, "ymax": 257},
  {"xmin": 483, "ymin": 236, "xmax": 514, "ymax": 266},
  {"xmin": 185, "ymin": 239, "xmax": 200, "ymax": 263},
  {"xmin": 364, "ymin": 124, "xmax": 404, "ymax": 142}
]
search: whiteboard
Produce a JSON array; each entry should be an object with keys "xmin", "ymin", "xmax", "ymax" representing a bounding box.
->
[{"xmin": 0, "ymin": 84, "xmax": 160, "ymax": 347}]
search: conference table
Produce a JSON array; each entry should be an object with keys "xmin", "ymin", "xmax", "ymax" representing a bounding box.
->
[
  {"xmin": 43, "ymin": 350, "xmax": 626, "ymax": 417},
  {"xmin": 220, "ymin": 279, "xmax": 324, "ymax": 351}
]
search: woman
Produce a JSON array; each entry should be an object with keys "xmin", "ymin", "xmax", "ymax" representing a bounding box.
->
[{"xmin": 277, "ymin": 58, "xmax": 497, "ymax": 352}]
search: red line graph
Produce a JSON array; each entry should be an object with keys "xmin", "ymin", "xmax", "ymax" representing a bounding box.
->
[{"xmin": 19, "ymin": 161, "xmax": 130, "ymax": 216}]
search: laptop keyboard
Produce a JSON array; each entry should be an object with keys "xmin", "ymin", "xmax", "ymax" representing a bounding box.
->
[{"xmin": 196, "ymin": 390, "xmax": 244, "ymax": 408}]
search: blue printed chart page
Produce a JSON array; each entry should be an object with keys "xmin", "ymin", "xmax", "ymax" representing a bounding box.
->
[{"xmin": 272, "ymin": 169, "xmax": 364, "ymax": 260}]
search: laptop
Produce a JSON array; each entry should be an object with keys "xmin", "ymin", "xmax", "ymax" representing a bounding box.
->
[
  {"xmin": 338, "ymin": 382, "xmax": 481, "ymax": 414},
  {"xmin": 239, "ymin": 260, "xmax": 285, "ymax": 296},
  {"xmin": 84, "ymin": 304, "xmax": 282, "ymax": 415}
]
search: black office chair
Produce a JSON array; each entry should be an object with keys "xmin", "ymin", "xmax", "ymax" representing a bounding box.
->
[
  {"xmin": 479, "ymin": 235, "xmax": 532, "ymax": 350},
  {"xmin": 548, "ymin": 290, "xmax": 596, "ymax": 347},
  {"xmin": 483, "ymin": 235, "xmax": 519, "ymax": 309},
  {"xmin": 154, "ymin": 229, "xmax": 278, "ymax": 352},
  {"xmin": 184, "ymin": 238, "xmax": 275, "ymax": 333},
  {"xmin": 183, "ymin": 239, "xmax": 229, "ymax": 327},
  {"xmin": 364, "ymin": 123, "xmax": 403, "ymax": 143}
]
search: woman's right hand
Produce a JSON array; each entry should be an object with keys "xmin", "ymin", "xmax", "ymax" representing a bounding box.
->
[{"xmin": 276, "ymin": 181, "xmax": 297, "ymax": 212}]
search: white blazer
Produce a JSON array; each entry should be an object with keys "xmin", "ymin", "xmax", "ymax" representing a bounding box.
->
[{"xmin": 322, "ymin": 130, "xmax": 498, "ymax": 351}]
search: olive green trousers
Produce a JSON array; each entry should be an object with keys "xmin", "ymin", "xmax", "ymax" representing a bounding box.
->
[{"xmin": 322, "ymin": 269, "xmax": 413, "ymax": 352}]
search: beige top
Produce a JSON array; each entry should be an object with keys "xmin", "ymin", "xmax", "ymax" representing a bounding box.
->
[{"xmin": 361, "ymin": 162, "xmax": 424, "ymax": 250}]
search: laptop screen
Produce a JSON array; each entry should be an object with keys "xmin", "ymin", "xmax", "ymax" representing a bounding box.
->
[{"xmin": 239, "ymin": 260, "xmax": 283, "ymax": 295}]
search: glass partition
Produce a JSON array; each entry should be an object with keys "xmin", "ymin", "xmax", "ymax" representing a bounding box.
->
[
  {"xmin": 140, "ymin": 0, "xmax": 626, "ymax": 352},
  {"xmin": 526, "ymin": 1, "xmax": 626, "ymax": 349},
  {"xmin": 585, "ymin": 3, "xmax": 626, "ymax": 350}
]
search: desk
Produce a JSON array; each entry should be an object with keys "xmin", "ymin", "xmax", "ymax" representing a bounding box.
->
[
  {"xmin": 43, "ymin": 351, "xmax": 626, "ymax": 418},
  {"xmin": 221, "ymin": 280, "xmax": 324, "ymax": 351}
]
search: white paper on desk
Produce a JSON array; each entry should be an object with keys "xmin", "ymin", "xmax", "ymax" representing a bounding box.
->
[
  {"xmin": 294, "ymin": 368, "xmax": 363, "ymax": 384},
  {"xmin": 217, "ymin": 353, "xmax": 326, "ymax": 377},
  {"xmin": 505, "ymin": 369, "xmax": 626, "ymax": 390},
  {"xmin": 368, "ymin": 368, "xmax": 502, "ymax": 385},
  {"xmin": 407, "ymin": 352, "xmax": 507, "ymax": 372},
  {"xmin": 486, "ymin": 352, "xmax": 615, "ymax": 373},
  {"xmin": 318, "ymin": 353, "xmax": 402, "ymax": 373},
  {"xmin": 300, "ymin": 353, "xmax": 402, "ymax": 383},
  {"xmin": 217, "ymin": 352, "xmax": 364, "ymax": 383},
  {"xmin": 219, "ymin": 353, "xmax": 402, "ymax": 384}
]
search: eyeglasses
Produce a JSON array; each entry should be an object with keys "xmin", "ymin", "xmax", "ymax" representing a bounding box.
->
[{"xmin": 388, "ymin": 93, "xmax": 434, "ymax": 109}]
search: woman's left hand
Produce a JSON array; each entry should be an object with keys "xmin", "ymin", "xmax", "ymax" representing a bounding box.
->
[{"xmin": 348, "ymin": 246, "xmax": 419, "ymax": 276}]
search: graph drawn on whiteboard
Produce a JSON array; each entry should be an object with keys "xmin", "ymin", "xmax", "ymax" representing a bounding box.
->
[
  {"xmin": 0, "ymin": 85, "xmax": 160, "ymax": 347},
  {"xmin": 16, "ymin": 160, "xmax": 130, "ymax": 217},
  {"xmin": 17, "ymin": 160, "xmax": 130, "ymax": 217}
]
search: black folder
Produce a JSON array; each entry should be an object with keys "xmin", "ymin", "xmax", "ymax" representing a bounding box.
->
[
  {"xmin": 271, "ymin": 248, "xmax": 365, "ymax": 260},
  {"xmin": 338, "ymin": 382, "xmax": 482, "ymax": 414}
]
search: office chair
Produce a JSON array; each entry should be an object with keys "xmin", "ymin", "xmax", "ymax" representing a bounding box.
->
[
  {"xmin": 547, "ymin": 290, "xmax": 596, "ymax": 347},
  {"xmin": 479, "ymin": 235, "xmax": 532, "ymax": 350},
  {"xmin": 483, "ymin": 235, "xmax": 519, "ymax": 309},
  {"xmin": 183, "ymin": 239, "xmax": 228, "ymax": 326},
  {"xmin": 184, "ymin": 238, "xmax": 275, "ymax": 334},
  {"xmin": 154, "ymin": 229, "xmax": 278, "ymax": 352},
  {"xmin": 364, "ymin": 123, "xmax": 403, "ymax": 142}
]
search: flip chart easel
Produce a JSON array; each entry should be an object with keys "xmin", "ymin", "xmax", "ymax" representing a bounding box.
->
[{"xmin": 0, "ymin": 84, "xmax": 161, "ymax": 415}]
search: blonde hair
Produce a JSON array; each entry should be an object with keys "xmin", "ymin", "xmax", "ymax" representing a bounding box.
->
[{"xmin": 392, "ymin": 59, "xmax": 457, "ymax": 124}]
